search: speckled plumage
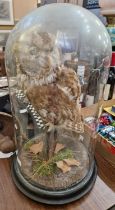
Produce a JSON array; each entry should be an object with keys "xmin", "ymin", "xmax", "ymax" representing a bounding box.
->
[
  {"xmin": 26, "ymin": 66, "xmax": 83, "ymax": 133},
  {"xmin": 15, "ymin": 31, "xmax": 83, "ymax": 133}
]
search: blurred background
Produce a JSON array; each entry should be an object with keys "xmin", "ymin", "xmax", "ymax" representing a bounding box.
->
[{"xmin": 0, "ymin": 0, "xmax": 114, "ymax": 114}]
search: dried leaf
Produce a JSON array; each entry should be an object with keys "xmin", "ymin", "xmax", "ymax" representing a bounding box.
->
[
  {"xmin": 54, "ymin": 143, "xmax": 65, "ymax": 154},
  {"xmin": 30, "ymin": 141, "xmax": 43, "ymax": 154},
  {"xmin": 64, "ymin": 159, "xmax": 80, "ymax": 167},
  {"xmin": 56, "ymin": 161, "xmax": 71, "ymax": 173}
]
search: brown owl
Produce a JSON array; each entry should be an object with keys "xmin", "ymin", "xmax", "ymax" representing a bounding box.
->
[{"xmin": 26, "ymin": 66, "xmax": 83, "ymax": 133}]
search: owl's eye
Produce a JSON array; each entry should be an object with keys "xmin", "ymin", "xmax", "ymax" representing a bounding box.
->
[{"xmin": 29, "ymin": 48, "xmax": 37, "ymax": 55}]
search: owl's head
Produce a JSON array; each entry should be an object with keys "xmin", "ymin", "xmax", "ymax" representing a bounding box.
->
[{"xmin": 13, "ymin": 27, "xmax": 62, "ymax": 80}]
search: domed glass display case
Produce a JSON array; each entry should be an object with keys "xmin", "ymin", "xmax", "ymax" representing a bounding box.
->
[{"xmin": 5, "ymin": 3, "xmax": 111, "ymax": 204}]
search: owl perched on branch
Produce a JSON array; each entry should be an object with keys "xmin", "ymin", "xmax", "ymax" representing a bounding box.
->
[{"xmin": 14, "ymin": 30, "xmax": 84, "ymax": 133}]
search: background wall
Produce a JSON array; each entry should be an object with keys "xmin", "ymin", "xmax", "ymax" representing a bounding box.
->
[
  {"xmin": 0, "ymin": 0, "xmax": 83, "ymax": 30},
  {"xmin": 13, "ymin": 0, "xmax": 37, "ymax": 20},
  {"xmin": 78, "ymin": 0, "xmax": 83, "ymax": 6},
  {"xmin": 13, "ymin": 0, "xmax": 83, "ymax": 22}
]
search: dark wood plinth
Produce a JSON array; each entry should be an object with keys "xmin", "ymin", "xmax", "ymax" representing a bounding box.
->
[{"xmin": 0, "ymin": 151, "xmax": 115, "ymax": 210}]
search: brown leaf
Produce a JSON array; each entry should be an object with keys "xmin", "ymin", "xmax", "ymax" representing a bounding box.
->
[
  {"xmin": 56, "ymin": 161, "xmax": 71, "ymax": 173},
  {"xmin": 30, "ymin": 141, "xmax": 43, "ymax": 154},
  {"xmin": 54, "ymin": 143, "xmax": 65, "ymax": 154},
  {"xmin": 64, "ymin": 159, "xmax": 80, "ymax": 167}
]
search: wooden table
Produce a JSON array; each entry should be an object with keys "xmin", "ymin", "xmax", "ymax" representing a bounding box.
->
[{"xmin": 0, "ymin": 151, "xmax": 115, "ymax": 210}]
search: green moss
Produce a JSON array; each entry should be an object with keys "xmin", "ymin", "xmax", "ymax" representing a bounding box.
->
[
  {"xmin": 33, "ymin": 149, "xmax": 73, "ymax": 177},
  {"xmin": 24, "ymin": 140, "xmax": 34, "ymax": 151}
]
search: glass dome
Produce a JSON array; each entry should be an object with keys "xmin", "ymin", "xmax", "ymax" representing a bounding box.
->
[{"xmin": 5, "ymin": 3, "xmax": 111, "ymax": 204}]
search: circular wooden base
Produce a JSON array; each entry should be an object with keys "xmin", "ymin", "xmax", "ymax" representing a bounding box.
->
[{"xmin": 11, "ymin": 156, "xmax": 97, "ymax": 205}]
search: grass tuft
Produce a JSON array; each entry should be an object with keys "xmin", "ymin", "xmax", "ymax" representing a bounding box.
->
[{"xmin": 33, "ymin": 149, "xmax": 73, "ymax": 177}]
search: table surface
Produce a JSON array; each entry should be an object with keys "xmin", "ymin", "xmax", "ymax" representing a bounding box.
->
[{"xmin": 0, "ymin": 151, "xmax": 115, "ymax": 210}]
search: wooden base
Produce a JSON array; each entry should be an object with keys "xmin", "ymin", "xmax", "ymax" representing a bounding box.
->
[{"xmin": 11, "ymin": 156, "xmax": 97, "ymax": 205}]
